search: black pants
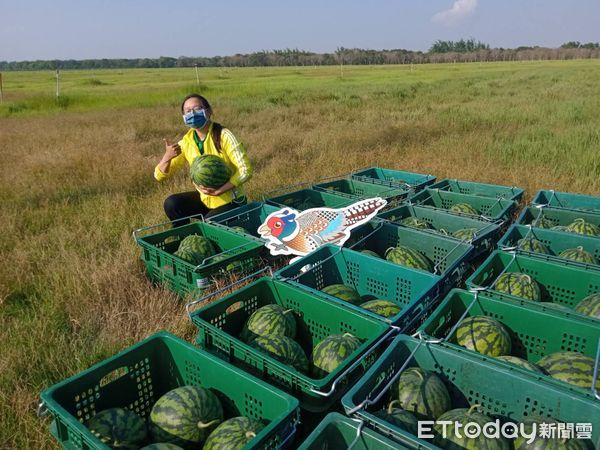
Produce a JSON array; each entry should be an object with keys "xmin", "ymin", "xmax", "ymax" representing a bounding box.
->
[{"xmin": 163, "ymin": 191, "xmax": 246, "ymax": 226}]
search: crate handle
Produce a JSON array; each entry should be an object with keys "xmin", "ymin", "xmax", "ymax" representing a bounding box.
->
[
  {"xmin": 185, "ymin": 266, "xmax": 273, "ymax": 317},
  {"xmin": 593, "ymin": 337, "xmax": 600, "ymax": 401},
  {"xmin": 132, "ymin": 213, "xmax": 205, "ymax": 242},
  {"xmin": 37, "ymin": 401, "xmax": 50, "ymax": 418},
  {"xmin": 192, "ymin": 241, "xmax": 257, "ymax": 271},
  {"xmin": 311, "ymin": 173, "xmax": 352, "ymax": 186},
  {"xmin": 499, "ymin": 225, "xmax": 535, "ymax": 252},
  {"xmin": 276, "ymin": 420, "xmax": 298, "ymax": 449},
  {"xmin": 346, "ymin": 336, "xmax": 426, "ymax": 414},
  {"xmin": 533, "ymin": 189, "xmax": 555, "ymax": 208},
  {"xmin": 347, "ymin": 419, "xmax": 365, "ymax": 450},
  {"xmin": 431, "ymin": 289, "xmax": 483, "ymax": 343},
  {"xmin": 309, "ymin": 326, "xmax": 400, "ymax": 398},
  {"xmin": 261, "ymin": 181, "xmax": 314, "ymax": 201},
  {"xmin": 208, "ymin": 203, "xmax": 264, "ymax": 225},
  {"xmin": 432, "ymin": 237, "xmax": 469, "ymax": 276},
  {"xmin": 485, "ymin": 252, "xmax": 518, "ymax": 291},
  {"xmin": 347, "ymin": 221, "xmax": 385, "ymax": 250}
]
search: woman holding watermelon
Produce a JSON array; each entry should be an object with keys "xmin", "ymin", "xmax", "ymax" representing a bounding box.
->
[{"xmin": 155, "ymin": 94, "xmax": 252, "ymax": 225}]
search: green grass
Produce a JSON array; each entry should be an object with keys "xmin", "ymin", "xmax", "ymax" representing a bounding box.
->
[{"xmin": 0, "ymin": 60, "xmax": 599, "ymax": 449}]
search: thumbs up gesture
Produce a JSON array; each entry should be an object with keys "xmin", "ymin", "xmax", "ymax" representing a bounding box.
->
[{"xmin": 163, "ymin": 139, "xmax": 181, "ymax": 161}]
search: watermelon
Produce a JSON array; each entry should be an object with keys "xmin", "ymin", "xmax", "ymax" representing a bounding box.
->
[
  {"xmin": 173, "ymin": 247, "xmax": 201, "ymax": 265},
  {"xmin": 392, "ymin": 367, "xmax": 451, "ymax": 420},
  {"xmin": 359, "ymin": 299, "xmax": 401, "ymax": 318},
  {"xmin": 190, "ymin": 155, "xmax": 231, "ymax": 189},
  {"xmin": 551, "ymin": 225, "xmax": 570, "ymax": 232},
  {"xmin": 449, "ymin": 203, "xmax": 479, "ymax": 215},
  {"xmin": 537, "ymin": 352, "xmax": 600, "ymax": 390},
  {"xmin": 452, "ymin": 228, "xmax": 478, "ymax": 242},
  {"xmin": 240, "ymin": 304, "xmax": 296, "ymax": 342},
  {"xmin": 321, "ymin": 284, "xmax": 362, "ymax": 306},
  {"xmin": 176, "ymin": 234, "xmax": 217, "ymax": 265},
  {"xmin": 558, "ymin": 246, "xmax": 598, "ymax": 264},
  {"xmin": 250, "ymin": 334, "xmax": 309, "ymax": 373},
  {"xmin": 532, "ymin": 215, "xmax": 553, "ymax": 229},
  {"xmin": 149, "ymin": 386, "xmax": 224, "ymax": 447},
  {"xmin": 517, "ymin": 237, "xmax": 550, "ymax": 254},
  {"xmin": 374, "ymin": 400, "xmax": 419, "ymax": 435},
  {"xmin": 566, "ymin": 218, "xmax": 600, "ymax": 237},
  {"xmin": 230, "ymin": 226, "xmax": 248, "ymax": 234},
  {"xmin": 385, "ymin": 246, "xmax": 434, "ymax": 272},
  {"xmin": 400, "ymin": 217, "xmax": 432, "ymax": 230},
  {"xmin": 455, "ymin": 316, "xmax": 512, "ymax": 357},
  {"xmin": 361, "ymin": 249, "xmax": 380, "ymax": 258},
  {"xmin": 86, "ymin": 408, "xmax": 147, "ymax": 449},
  {"xmin": 312, "ymin": 333, "xmax": 362, "ymax": 377},
  {"xmin": 574, "ymin": 293, "xmax": 600, "ymax": 319},
  {"xmin": 140, "ymin": 445, "xmax": 183, "ymax": 450},
  {"xmin": 495, "ymin": 356, "xmax": 545, "ymax": 374},
  {"xmin": 514, "ymin": 416, "xmax": 590, "ymax": 450},
  {"xmin": 494, "ymin": 272, "xmax": 541, "ymax": 301},
  {"xmin": 204, "ymin": 417, "xmax": 264, "ymax": 450},
  {"xmin": 434, "ymin": 406, "xmax": 510, "ymax": 450}
]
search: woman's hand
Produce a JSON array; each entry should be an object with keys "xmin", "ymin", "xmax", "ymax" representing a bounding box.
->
[
  {"xmin": 162, "ymin": 139, "xmax": 181, "ymax": 161},
  {"xmin": 193, "ymin": 181, "xmax": 235, "ymax": 196}
]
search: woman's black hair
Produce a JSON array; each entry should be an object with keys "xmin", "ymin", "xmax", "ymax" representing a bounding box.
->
[{"xmin": 181, "ymin": 93, "xmax": 223, "ymax": 151}]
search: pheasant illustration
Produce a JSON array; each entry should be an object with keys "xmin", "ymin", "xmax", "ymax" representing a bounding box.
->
[{"xmin": 258, "ymin": 197, "xmax": 387, "ymax": 256}]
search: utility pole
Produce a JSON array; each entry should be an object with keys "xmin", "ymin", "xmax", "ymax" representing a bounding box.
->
[
  {"xmin": 0, "ymin": 72, "xmax": 3, "ymax": 103},
  {"xmin": 55, "ymin": 68, "xmax": 60, "ymax": 98},
  {"xmin": 195, "ymin": 64, "xmax": 200, "ymax": 86}
]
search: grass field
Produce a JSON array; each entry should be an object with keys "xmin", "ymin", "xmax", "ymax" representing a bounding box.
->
[{"xmin": 1, "ymin": 60, "xmax": 599, "ymax": 448}]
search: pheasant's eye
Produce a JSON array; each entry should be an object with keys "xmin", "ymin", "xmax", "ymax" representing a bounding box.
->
[{"xmin": 274, "ymin": 222, "xmax": 282, "ymax": 228}]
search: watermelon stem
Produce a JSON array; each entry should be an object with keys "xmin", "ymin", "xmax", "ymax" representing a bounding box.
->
[
  {"xmin": 467, "ymin": 404, "xmax": 481, "ymax": 415},
  {"xmin": 387, "ymin": 399, "xmax": 402, "ymax": 414},
  {"xmin": 197, "ymin": 419, "xmax": 220, "ymax": 429},
  {"xmin": 246, "ymin": 431, "xmax": 257, "ymax": 439},
  {"xmin": 384, "ymin": 247, "xmax": 395, "ymax": 258}
]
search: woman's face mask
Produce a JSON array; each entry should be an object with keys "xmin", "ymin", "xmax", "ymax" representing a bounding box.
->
[{"xmin": 183, "ymin": 108, "xmax": 208, "ymax": 128}]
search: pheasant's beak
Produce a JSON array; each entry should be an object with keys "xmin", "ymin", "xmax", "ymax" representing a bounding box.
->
[{"xmin": 258, "ymin": 224, "xmax": 271, "ymax": 236}]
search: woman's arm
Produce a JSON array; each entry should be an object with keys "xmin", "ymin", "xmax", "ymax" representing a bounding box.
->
[{"xmin": 154, "ymin": 139, "xmax": 185, "ymax": 181}]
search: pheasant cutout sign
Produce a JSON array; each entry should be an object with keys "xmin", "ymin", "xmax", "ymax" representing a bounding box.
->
[{"xmin": 258, "ymin": 197, "xmax": 387, "ymax": 258}]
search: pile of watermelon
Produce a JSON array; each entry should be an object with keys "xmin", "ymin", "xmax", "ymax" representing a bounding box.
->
[
  {"xmin": 453, "ymin": 314, "xmax": 600, "ymax": 390},
  {"xmin": 239, "ymin": 303, "xmax": 364, "ymax": 378},
  {"xmin": 516, "ymin": 237, "xmax": 598, "ymax": 265},
  {"xmin": 530, "ymin": 215, "xmax": 600, "ymax": 236},
  {"xmin": 83, "ymin": 385, "xmax": 264, "ymax": 449},
  {"xmin": 320, "ymin": 283, "xmax": 401, "ymax": 319}
]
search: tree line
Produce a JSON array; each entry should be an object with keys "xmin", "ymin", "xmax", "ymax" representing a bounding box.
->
[{"xmin": 1, "ymin": 41, "xmax": 599, "ymax": 71}]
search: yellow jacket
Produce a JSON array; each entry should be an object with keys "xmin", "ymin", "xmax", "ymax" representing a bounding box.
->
[{"xmin": 154, "ymin": 123, "xmax": 252, "ymax": 208}]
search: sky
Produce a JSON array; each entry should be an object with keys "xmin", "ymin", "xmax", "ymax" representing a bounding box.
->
[{"xmin": 1, "ymin": 0, "xmax": 599, "ymax": 61}]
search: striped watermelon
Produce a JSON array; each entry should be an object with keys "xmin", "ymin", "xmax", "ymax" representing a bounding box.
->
[
  {"xmin": 558, "ymin": 246, "xmax": 598, "ymax": 264},
  {"xmin": 176, "ymin": 234, "xmax": 217, "ymax": 265},
  {"xmin": 514, "ymin": 417, "xmax": 589, "ymax": 450},
  {"xmin": 361, "ymin": 249, "xmax": 380, "ymax": 258},
  {"xmin": 551, "ymin": 225, "xmax": 570, "ymax": 232},
  {"xmin": 190, "ymin": 155, "xmax": 231, "ymax": 189},
  {"xmin": 359, "ymin": 299, "xmax": 401, "ymax": 318},
  {"xmin": 537, "ymin": 352, "xmax": 600, "ymax": 390},
  {"xmin": 203, "ymin": 417, "xmax": 264, "ymax": 450},
  {"xmin": 452, "ymin": 228, "xmax": 478, "ymax": 242},
  {"xmin": 532, "ymin": 215, "xmax": 553, "ymax": 229},
  {"xmin": 566, "ymin": 218, "xmax": 600, "ymax": 237},
  {"xmin": 173, "ymin": 247, "xmax": 200, "ymax": 265},
  {"xmin": 312, "ymin": 333, "xmax": 361, "ymax": 377},
  {"xmin": 140, "ymin": 445, "xmax": 184, "ymax": 450},
  {"xmin": 250, "ymin": 334, "xmax": 309, "ymax": 373},
  {"xmin": 574, "ymin": 293, "xmax": 600, "ymax": 319},
  {"xmin": 374, "ymin": 400, "xmax": 419, "ymax": 435},
  {"xmin": 400, "ymin": 217, "xmax": 432, "ymax": 230},
  {"xmin": 393, "ymin": 367, "xmax": 451, "ymax": 420},
  {"xmin": 321, "ymin": 284, "xmax": 362, "ymax": 306},
  {"xmin": 517, "ymin": 237, "xmax": 550, "ymax": 254},
  {"xmin": 494, "ymin": 272, "xmax": 541, "ymax": 301},
  {"xmin": 449, "ymin": 202, "xmax": 479, "ymax": 215},
  {"xmin": 434, "ymin": 406, "xmax": 510, "ymax": 450},
  {"xmin": 231, "ymin": 226, "xmax": 248, "ymax": 234},
  {"xmin": 86, "ymin": 408, "xmax": 147, "ymax": 449},
  {"xmin": 385, "ymin": 246, "xmax": 434, "ymax": 272},
  {"xmin": 495, "ymin": 356, "xmax": 545, "ymax": 373},
  {"xmin": 149, "ymin": 386, "xmax": 224, "ymax": 447},
  {"xmin": 455, "ymin": 316, "xmax": 512, "ymax": 357},
  {"xmin": 240, "ymin": 304, "xmax": 297, "ymax": 342}
]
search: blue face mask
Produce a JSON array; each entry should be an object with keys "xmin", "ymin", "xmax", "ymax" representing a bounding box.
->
[{"xmin": 183, "ymin": 109, "xmax": 208, "ymax": 128}]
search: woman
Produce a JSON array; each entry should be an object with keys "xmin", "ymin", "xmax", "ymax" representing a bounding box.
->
[{"xmin": 155, "ymin": 94, "xmax": 252, "ymax": 225}]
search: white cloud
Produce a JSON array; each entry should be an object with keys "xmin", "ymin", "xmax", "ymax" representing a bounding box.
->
[{"xmin": 432, "ymin": 0, "xmax": 478, "ymax": 26}]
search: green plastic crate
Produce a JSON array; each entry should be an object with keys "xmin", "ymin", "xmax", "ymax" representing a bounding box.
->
[
  {"xmin": 346, "ymin": 221, "xmax": 474, "ymax": 293},
  {"xmin": 429, "ymin": 178, "xmax": 524, "ymax": 201},
  {"xmin": 419, "ymin": 288, "xmax": 600, "ymax": 398},
  {"xmin": 342, "ymin": 335, "xmax": 600, "ymax": 449},
  {"xmin": 516, "ymin": 206, "xmax": 600, "ymax": 234},
  {"xmin": 379, "ymin": 204, "xmax": 502, "ymax": 256},
  {"xmin": 208, "ymin": 201, "xmax": 280, "ymax": 239},
  {"xmin": 533, "ymin": 189, "xmax": 600, "ymax": 214},
  {"xmin": 351, "ymin": 167, "xmax": 436, "ymax": 192},
  {"xmin": 408, "ymin": 188, "xmax": 518, "ymax": 221},
  {"xmin": 297, "ymin": 412, "xmax": 412, "ymax": 450},
  {"xmin": 188, "ymin": 277, "xmax": 392, "ymax": 412},
  {"xmin": 498, "ymin": 224, "xmax": 600, "ymax": 271},
  {"xmin": 274, "ymin": 245, "xmax": 441, "ymax": 329},
  {"xmin": 466, "ymin": 250, "xmax": 600, "ymax": 324},
  {"xmin": 266, "ymin": 188, "xmax": 355, "ymax": 211},
  {"xmin": 39, "ymin": 332, "xmax": 300, "ymax": 450},
  {"xmin": 134, "ymin": 219, "xmax": 264, "ymax": 297},
  {"xmin": 312, "ymin": 178, "xmax": 410, "ymax": 210}
]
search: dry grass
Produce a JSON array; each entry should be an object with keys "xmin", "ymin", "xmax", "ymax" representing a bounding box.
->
[{"xmin": 0, "ymin": 61, "xmax": 599, "ymax": 448}]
